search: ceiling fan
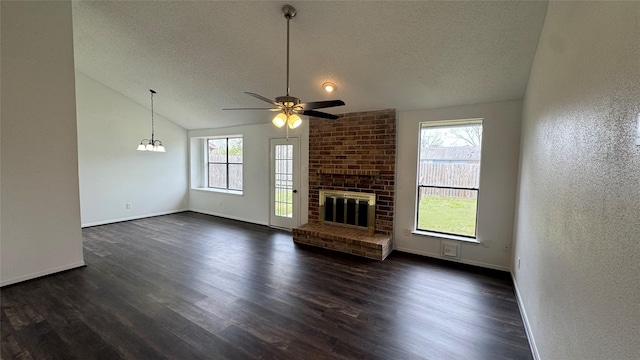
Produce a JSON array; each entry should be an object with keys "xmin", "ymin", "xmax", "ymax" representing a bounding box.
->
[{"xmin": 223, "ymin": 4, "xmax": 345, "ymax": 129}]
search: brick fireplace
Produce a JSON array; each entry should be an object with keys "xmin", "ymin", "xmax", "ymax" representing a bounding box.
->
[{"xmin": 293, "ymin": 109, "xmax": 396, "ymax": 260}]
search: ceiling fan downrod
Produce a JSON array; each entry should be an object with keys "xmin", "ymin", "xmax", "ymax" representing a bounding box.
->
[{"xmin": 283, "ymin": 5, "xmax": 296, "ymax": 97}]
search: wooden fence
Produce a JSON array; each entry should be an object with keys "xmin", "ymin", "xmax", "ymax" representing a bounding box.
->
[
  {"xmin": 208, "ymin": 163, "xmax": 243, "ymax": 190},
  {"xmin": 418, "ymin": 162, "xmax": 479, "ymax": 199}
]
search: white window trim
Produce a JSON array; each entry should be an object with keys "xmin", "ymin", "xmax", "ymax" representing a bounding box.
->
[
  {"xmin": 204, "ymin": 135, "xmax": 244, "ymax": 193},
  {"xmin": 414, "ymin": 118, "xmax": 483, "ymax": 239},
  {"xmin": 421, "ymin": 118, "xmax": 483, "ymax": 128},
  {"xmin": 191, "ymin": 187, "xmax": 243, "ymax": 196},
  {"xmin": 411, "ymin": 230, "xmax": 480, "ymax": 244}
]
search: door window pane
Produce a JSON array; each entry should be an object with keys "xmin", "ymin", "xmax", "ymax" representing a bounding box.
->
[{"xmin": 274, "ymin": 144, "xmax": 293, "ymax": 218}]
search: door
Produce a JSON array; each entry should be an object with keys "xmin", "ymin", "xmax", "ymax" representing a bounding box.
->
[{"xmin": 270, "ymin": 137, "xmax": 299, "ymax": 229}]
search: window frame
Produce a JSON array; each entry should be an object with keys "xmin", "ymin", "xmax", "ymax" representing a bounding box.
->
[
  {"xmin": 206, "ymin": 136, "xmax": 243, "ymax": 191},
  {"xmin": 415, "ymin": 119, "xmax": 483, "ymax": 240}
]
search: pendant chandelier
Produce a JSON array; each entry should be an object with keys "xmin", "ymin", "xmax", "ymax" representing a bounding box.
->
[{"xmin": 136, "ymin": 89, "xmax": 165, "ymax": 152}]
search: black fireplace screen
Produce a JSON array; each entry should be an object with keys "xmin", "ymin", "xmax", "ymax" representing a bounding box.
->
[
  {"xmin": 324, "ymin": 197, "xmax": 370, "ymax": 228},
  {"xmin": 319, "ymin": 190, "xmax": 376, "ymax": 234}
]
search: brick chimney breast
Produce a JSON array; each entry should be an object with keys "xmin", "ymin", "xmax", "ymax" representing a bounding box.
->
[{"xmin": 308, "ymin": 109, "xmax": 396, "ymax": 236}]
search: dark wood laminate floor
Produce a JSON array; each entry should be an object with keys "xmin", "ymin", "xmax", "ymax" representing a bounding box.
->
[{"xmin": 1, "ymin": 212, "xmax": 532, "ymax": 360}]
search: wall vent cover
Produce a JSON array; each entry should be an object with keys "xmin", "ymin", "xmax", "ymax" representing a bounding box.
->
[{"xmin": 441, "ymin": 241, "xmax": 461, "ymax": 259}]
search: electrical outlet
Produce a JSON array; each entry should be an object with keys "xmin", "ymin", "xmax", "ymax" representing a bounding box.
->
[{"xmin": 126, "ymin": 202, "xmax": 132, "ymax": 209}]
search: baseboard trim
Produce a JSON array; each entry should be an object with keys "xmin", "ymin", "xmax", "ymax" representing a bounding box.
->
[
  {"xmin": 189, "ymin": 209, "xmax": 269, "ymax": 226},
  {"xmin": 81, "ymin": 209, "xmax": 189, "ymax": 228},
  {"xmin": 512, "ymin": 274, "xmax": 541, "ymax": 360},
  {"xmin": 1, "ymin": 261, "xmax": 86, "ymax": 287},
  {"xmin": 395, "ymin": 246, "xmax": 510, "ymax": 272}
]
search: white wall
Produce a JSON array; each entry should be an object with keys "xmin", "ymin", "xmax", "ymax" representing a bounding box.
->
[
  {"xmin": 75, "ymin": 72, "xmax": 189, "ymax": 226},
  {"xmin": 513, "ymin": 2, "xmax": 640, "ymax": 359},
  {"xmin": 189, "ymin": 123, "xmax": 309, "ymax": 227},
  {"xmin": 396, "ymin": 100, "xmax": 522, "ymax": 271},
  {"xmin": 1, "ymin": 1, "xmax": 85, "ymax": 286}
]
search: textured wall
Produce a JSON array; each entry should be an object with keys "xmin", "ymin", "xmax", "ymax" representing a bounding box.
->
[
  {"xmin": 513, "ymin": 2, "xmax": 640, "ymax": 359},
  {"xmin": 308, "ymin": 109, "xmax": 396, "ymax": 235}
]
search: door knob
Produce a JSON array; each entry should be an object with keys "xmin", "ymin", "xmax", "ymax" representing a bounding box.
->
[{"xmin": 292, "ymin": 189, "xmax": 298, "ymax": 193}]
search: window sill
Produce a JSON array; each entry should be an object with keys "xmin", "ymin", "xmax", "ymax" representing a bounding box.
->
[
  {"xmin": 411, "ymin": 230, "xmax": 480, "ymax": 244},
  {"xmin": 191, "ymin": 188, "xmax": 243, "ymax": 196}
]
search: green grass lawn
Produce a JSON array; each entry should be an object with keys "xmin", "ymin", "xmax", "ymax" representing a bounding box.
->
[{"xmin": 417, "ymin": 195, "xmax": 477, "ymax": 237}]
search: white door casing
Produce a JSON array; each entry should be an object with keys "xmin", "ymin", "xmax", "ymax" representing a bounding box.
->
[{"xmin": 269, "ymin": 137, "xmax": 299, "ymax": 229}]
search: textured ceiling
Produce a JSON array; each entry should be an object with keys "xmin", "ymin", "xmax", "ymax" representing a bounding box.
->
[{"xmin": 72, "ymin": 1, "xmax": 548, "ymax": 130}]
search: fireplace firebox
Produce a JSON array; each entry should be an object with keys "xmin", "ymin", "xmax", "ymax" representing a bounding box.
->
[{"xmin": 319, "ymin": 190, "xmax": 376, "ymax": 235}]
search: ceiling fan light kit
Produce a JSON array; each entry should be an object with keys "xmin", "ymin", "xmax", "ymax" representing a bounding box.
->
[
  {"xmin": 223, "ymin": 4, "xmax": 345, "ymax": 133},
  {"xmin": 272, "ymin": 113, "xmax": 301, "ymax": 129}
]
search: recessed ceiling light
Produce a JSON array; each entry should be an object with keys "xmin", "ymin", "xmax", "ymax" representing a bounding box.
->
[{"xmin": 322, "ymin": 82, "xmax": 336, "ymax": 93}]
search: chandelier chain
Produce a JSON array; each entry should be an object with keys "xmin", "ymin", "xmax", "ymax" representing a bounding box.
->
[{"xmin": 150, "ymin": 90, "xmax": 155, "ymax": 142}]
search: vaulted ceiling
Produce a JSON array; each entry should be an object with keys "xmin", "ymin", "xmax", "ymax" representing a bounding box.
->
[{"xmin": 72, "ymin": 1, "xmax": 548, "ymax": 130}]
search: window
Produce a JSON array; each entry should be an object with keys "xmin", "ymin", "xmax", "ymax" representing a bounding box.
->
[
  {"xmin": 208, "ymin": 137, "xmax": 243, "ymax": 191},
  {"xmin": 416, "ymin": 120, "xmax": 483, "ymax": 238}
]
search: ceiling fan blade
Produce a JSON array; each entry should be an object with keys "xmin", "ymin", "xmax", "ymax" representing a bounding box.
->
[
  {"xmin": 245, "ymin": 92, "xmax": 280, "ymax": 106},
  {"xmin": 300, "ymin": 109, "xmax": 341, "ymax": 120},
  {"xmin": 222, "ymin": 107, "xmax": 282, "ymax": 111},
  {"xmin": 299, "ymin": 99, "xmax": 345, "ymax": 110}
]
